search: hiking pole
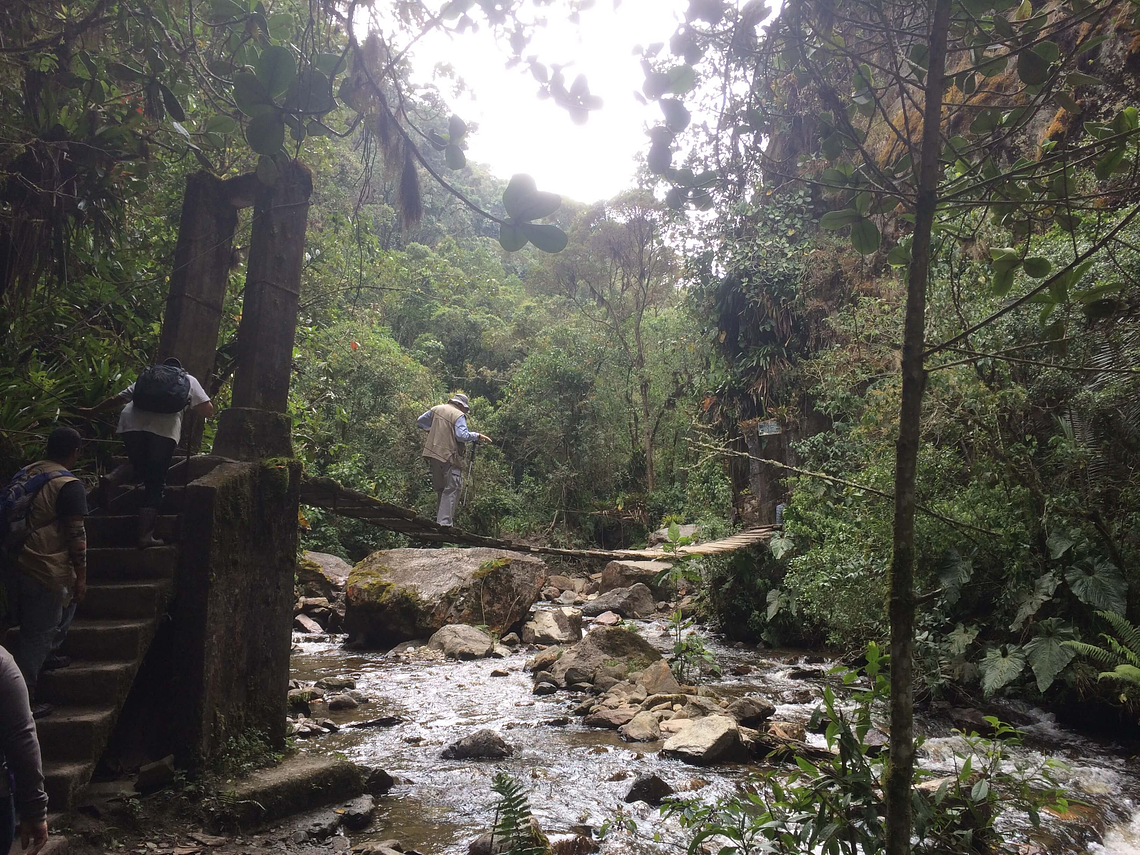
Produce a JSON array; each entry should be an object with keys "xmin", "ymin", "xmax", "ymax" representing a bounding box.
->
[{"xmin": 461, "ymin": 441, "xmax": 478, "ymax": 508}]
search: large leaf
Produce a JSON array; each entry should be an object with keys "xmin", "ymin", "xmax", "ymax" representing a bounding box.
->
[
  {"xmin": 256, "ymin": 45, "xmax": 296, "ymax": 99},
  {"xmin": 1065, "ymin": 559, "xmax": 1127, "ymax": 614},
  {"xmin": 246, "ymin": 110, "xmax": 285, "ymax": 155},
  {"xmin": 1017, "ymin": 46, "xmax": 1051, "ymax": 86},
  {"xmin": 819, "ymin": 209, "xmax": 860, "ymax": 230},
  {"xmin": 850, "ymin": 217, "xmax": 880, "ymax": 254},
  {"xmin": 498, "ymin": 223, "xmax": 527, "ymax": 252},
  {"xmin": 661, "ymin": 98, "xmax": 691, "ymax": 132},
  {"xmin": 1011, "ymin": 571, "xmax": 1060, "ymax": 631},
  {"xmin": 159, "ymin": 84, "xmax": 186, "ymax": 121},
  {"xmin": 233, "ymin": 71, "xmax": 272, "ymax": 116},
  {"xmin": 939, "ymin": 549, "xmax": 974, "ymax": 606},
  {"xmin": 287, "ymin": 68, "xmax": 335, "ymax": 114},
  {"xmin": 521, "ymin": 223, "xmax": 568, "ymax": 253},
  {"xmin": 502, "ymin": 174, "xmax": 538, "ymax": 220},
  {"xmin": 980, "ymin": 646, "xmax": 1027, "ymax": 696},
  {"xmin": 1024, "ymin": 619, "xmax": 1076, "ymax": 692},
  {"xmin": 445, "ymin": 144, "xmax": 466, "ymax": 169}
]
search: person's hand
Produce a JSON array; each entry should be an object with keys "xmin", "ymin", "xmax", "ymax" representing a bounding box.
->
[
  {"xmin": 479, "ymin": 434, "xmax": 493, "ymax": 444},
  {"xmin": 21, "ymin": 819, "xmax": 48, "ymax": 855}
]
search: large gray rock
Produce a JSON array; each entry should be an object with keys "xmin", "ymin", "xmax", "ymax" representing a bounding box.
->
[
  {"xmin": 428, "ymin": 624, "xmax": 495, "ymax": 659},
  {"xmin": 550, "ymin": 626, "xmax": 662, "ymax": 687},
  {"xmin": 580, "ymin": 583, "xmax": 656, "ymax": 619},
  {"xmin": 345, "ymin": 548, "xmax": 547, "ymax": 646},
  {"xmin": 299, "ymin": 551, "xmax": 353, "ymax": 599},
  {"xmin": 661, "ymin": 715, "xmax": 744, "ymax": 765},
  {"xmin": 599, "ymin": 560, "xmax": 674, "ymax": 599},
  {"xmin": 647, "ymin": 524, "xmax": 698, "ymax": 547},
  {"xmin": 727, "ymin": 696, "xmax": 776, "ymax": 728},
  {"xmin": 440, "ymin": 729, "xmax": 513, "ymax": 760},
  {"xmin": 522, "ymin": 608, "xmax": 583, "ymax": 645}
]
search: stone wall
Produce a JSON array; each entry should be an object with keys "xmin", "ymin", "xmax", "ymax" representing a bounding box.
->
[{"xmin": 113, "ymin": 458, "xmax": 301, "ymax": 769}]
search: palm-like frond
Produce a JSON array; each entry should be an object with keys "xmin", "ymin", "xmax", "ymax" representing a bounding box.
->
[
  {"xmin": 1100, "ymin": 664, "xmax": 1140, "ymax": 687},
  {"xmin": 1063, "ymin": 640, "xmax": 1119, "ymax": 668},
  {"xmin": 1066, "ymin": 612, "xmax": 1140, "ymax": 692},
  {"xmin": 1098, "ymin": 610, "xmax": 1140, "ymax": 659}
]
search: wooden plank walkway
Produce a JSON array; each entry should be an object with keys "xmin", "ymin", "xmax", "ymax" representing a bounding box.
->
[{"xmin": 299, "ymin": 476, "xmax": 778, "ymax": 561}]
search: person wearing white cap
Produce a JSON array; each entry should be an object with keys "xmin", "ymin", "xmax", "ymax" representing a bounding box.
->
[{"xmin": 416, "ymin": 393, "xmax": 492, "ymax": 526}]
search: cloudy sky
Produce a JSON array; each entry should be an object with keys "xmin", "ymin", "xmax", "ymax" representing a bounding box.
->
[{"xmin": 412, "ymin": 0, "xmax": 691, "ymax": 205}]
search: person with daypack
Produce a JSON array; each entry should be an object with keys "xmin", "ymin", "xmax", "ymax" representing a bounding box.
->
[
  {"xmin": 1, "ymin": 427, "xmax": 87, "ymax": 719},
  {"xmin": 416, "ymin": 393, "xmax": 491, "ymax": 527},
  {"xmin": 0, "ymin": 645, "xmax": 49, "ymax": 854},
  {"xmin": 79, "ymin": 357, "xmax": 213, "ymax": 547}
]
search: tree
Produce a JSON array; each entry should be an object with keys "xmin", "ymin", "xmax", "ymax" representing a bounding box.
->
[
  {"xmin": 644, "ymin": 0, "xmax": 1140, "ymax": 850},
  {"xmin": 547, "ymin": 191, "xmax": 686, "ymax": 492}
]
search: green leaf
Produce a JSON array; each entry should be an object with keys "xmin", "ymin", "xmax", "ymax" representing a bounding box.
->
[
  {"xmin": 1066, "ymin": 559, "xmax": 1127, "ymax": 614},
  {"xmin": 819, "ymin": 209, "xmax": 860, "ymax": 229},
  {"xmin": 521, "ymin": 223, "xmax": 568, "ymax": 253},
  {"xmin": 1012, "ymin": 572, "xmax": 1060, "ymax": 631},
  {"xmin": 1017, "ymin": 46, "xmax": 1051, "ymax": 86},
  {"xmin": 850, "ymin": 218, "xmax": 879, "ymax": 254},
  {"xmin": 159, "ymin": 84, "xmax": 186, "ymax": 121},
  {"xmin": 245, "ymin": 110, "xmax": 284, "ymax": 155},
  {"xmin": 503, "ymin": 175, "xmax": 537, "ymax": 220},
  {"xmin": 445, "ymin": 144, "xmax": 466, "ymax": 169},
  {"xmin": 256, "ymin": 45, "xmax": 296, "ymax": 99},
  {"xmin": 1065, "ymin": 72, "xmax": 1103, "ymax": 88},
  {"xmin": 769, "ymin": 534, "xmax": 794, "ymax": 560},
  {"xmin": 498, "ymin": 223, "xmax": 528, "ymax": 252},
  {"xmin": 256, "ymin": 155, "xmax": 279, "ymax": 186},
  {"xmin": 448, "ymin": 114, "xmax": 468, "ymax": 140},
  {"xmin": 316, "ymin": 52, "xmax": 347, "ymax": 77},
  {"xmin": 233, "ymin": 71, "xmax": 272, "ymax": 117},
  {"xmin": 970, "ymin": 779, "xmax": 991, "ymax": 802},
  {"xmin": 939, "ymin": 549, "xmax": 974, "ymax": 607},
  {"xmin": 668, "ymin": 522, "xmax": 681, "ymax": 543},
  {"xmin": 991, "ymin": 267, "xmax": 1015, "ymax": 297},
  {"xmin": 206, "ymin": 115, "xmax": 239, "ymax": 135},
  {"xmin": 1047, "ymin": 531, "xmax": 1073, "ymax": 559},
  {"xmin": 1023, "ymin": 257, "xmax": 1052, "ymax": 278},
  {"xmin": 266, "ymin": 12, "xmax": 295, "ymax": 40},
  {"xmin": 666, "ymin": 64, "xmax": 697, "ymax": 95},
  {"xmin": 286, "ymin": 68, "xmax": 335, "ymax": 114},
  {"xmin": 660, "ymin": 98, "xmax": 691, "ymax": 132},
  {"xmin": 887, "ymin": 244, "xmax": 911, "ymax": 267},
  {"xmin": 980, "ymin": 646, "xmax": 1027, "ymax": 695},
  {"xmin": 1025, "ymin": 619, "xmax": 1077, "ymax": 692}
]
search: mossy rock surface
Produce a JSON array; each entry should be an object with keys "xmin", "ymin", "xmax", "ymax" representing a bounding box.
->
[
  {"xmin": 550, "ymin": 626, "xmax": 663, "ymax": 688},
  {"xmin": 345, "ymin": 547, "xmax": 547, "ymax": 647}
]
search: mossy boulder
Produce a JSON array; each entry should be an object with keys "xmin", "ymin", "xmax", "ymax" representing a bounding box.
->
[
  {"xmin": 298, "ymin": 551, "xmax": 352, "ymax": 599},
  {"xmin": 344, "ymin": 548, "xmax": 547, "ymax": 647},
  {"xmin": 550, "ymin": 626, "xmax": 662, "ymax": 688}
]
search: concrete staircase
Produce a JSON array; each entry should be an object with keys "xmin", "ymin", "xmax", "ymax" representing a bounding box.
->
[{"xmin": 5, "ymin": 486, "xmax": 184, "ymax": 816}]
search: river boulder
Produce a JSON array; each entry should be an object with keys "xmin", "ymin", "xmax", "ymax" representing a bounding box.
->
[
  {"xmin": 428, "ymin": 625, "xmax": 495, "ymax": 659},
  {"xmin": 619, "ymin": 711, "xmax": 662, "ymax": 742},
  {"xmin": 647, "ymin": 524, "xmax": 698, "ymax": 547},
  {"xmin": 727, "ymin": 696, "xmax": 776, "ymax": 728},
  {"xmin": 550, "ymin": 626, "xmax": 662, "ymax": 687},
  {"xmin": 440, "ymin": 729, "xmax": 513, "ymax": 760},
  {"xmin": 580, "ymin": 583, "xmax": 656, "ymax": 619},
  {"xmin": 633, "ymin": 660, "xmax": 682, "ymax": 695},
  {"xmin": 661, "ymin": 715, "xmax": 744, "ymax": 765},
  {"xmin": 599, "ymin": 560, "xmax": 674, "ymax": 599},
  {"xmin": 298, "ymin": 551, "xmax": 353, "ymax": 599},
  {"xmin": 345, "ymin": 548, "xmax": 547, "ymax": 646},
  {"xmin": 522, "ymin": 608, "xmax": 583, "ymax": 645}
]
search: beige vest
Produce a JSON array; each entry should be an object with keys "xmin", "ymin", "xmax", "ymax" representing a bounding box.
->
[
  {"xmin": 17, "ymin": 460, "xmax": 79, "ymax": 592},
  {"xmin": 422, "ymin": 403, "xmax": 466, "ymax": 468}
]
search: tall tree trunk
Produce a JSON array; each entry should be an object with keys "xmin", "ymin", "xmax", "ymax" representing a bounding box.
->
[
  {"xmin": 884, "ymin": 1, "xmax": 952, "ymax": 853},
  {"xmin": 640, "ymin": 376, "xmax": 655, "ymax": 492}
]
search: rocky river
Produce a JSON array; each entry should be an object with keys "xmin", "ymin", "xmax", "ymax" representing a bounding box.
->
[{"xmin": 289, "ymin": 610, "xmax": 1140, "ymax": 855}]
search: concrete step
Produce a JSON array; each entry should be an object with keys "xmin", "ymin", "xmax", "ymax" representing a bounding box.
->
[
  {"xmin": 37, "ymin": 660, "xmax": 137, "ymax": 706},
  {"xmin": 86, "ymin": 546, "xmax": 179, "ymax": 580},
  {"xmin": 85, "ymin": 515, "xmax": 180, "ymax": 548},
  {"xmin": 60, "ymin": 618, "xmax": 155, "ymax": 661},
  {"xmin": 42, "ymin": 760, "xmax": 95, "ymax": 817},
  {"xmin": 34, "ymin": 705, "xmax": 117, "ymax": 762},
  {"xmin": 106, "ymin": 486, "xmax": 186, "ymax": 514},
  {"xmin": 79, "ymin": 580, "xmax": 172, "ymax": 620}
]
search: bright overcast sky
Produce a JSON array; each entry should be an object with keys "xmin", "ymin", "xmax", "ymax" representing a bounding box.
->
[{"xmin": 412, "ymin": 0, "xmax": 691, "ymax": 205}]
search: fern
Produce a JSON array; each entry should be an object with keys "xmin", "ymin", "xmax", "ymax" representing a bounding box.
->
[
  {"xmin": 1063, "ymin": 611, "xmax": 1140, "ymax": 689},
  {"xmin": 490, "ymin": 772, "xmax": 548, "ymax": 855}
]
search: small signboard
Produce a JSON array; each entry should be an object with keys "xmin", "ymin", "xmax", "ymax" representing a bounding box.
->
[{"xmin": 757, "ymin": 419, "xmax": 782, "ymax": 436}]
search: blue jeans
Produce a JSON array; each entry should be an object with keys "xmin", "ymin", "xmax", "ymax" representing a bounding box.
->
[{"xmin": 13, "ymin": 575, "xmax": 70, "ymax": 701}]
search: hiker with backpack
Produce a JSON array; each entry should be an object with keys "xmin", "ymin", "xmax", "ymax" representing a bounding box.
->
[
  {"xmin": 417, "ymin": 393, "xmax": 492, "ymax": 527},
  {"xmin": 1, "ymin": 427, "xmax": 87, "ymax": 719},
  {"xmin": 79, "ymin": 357, "xmax": 214, "ymax": 548}
]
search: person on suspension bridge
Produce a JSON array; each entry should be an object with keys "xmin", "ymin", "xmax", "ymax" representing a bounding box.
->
[
  {"xmin": 79, "ymin": 357, "xmax": 214, "ymax": 548},
  {"xmin": 1, "ymin": 427, "xmax": 87, "ymax": 719},
  {"xmin": 417, "ymin": 393, "xmax": 491, "ymax": 527}
]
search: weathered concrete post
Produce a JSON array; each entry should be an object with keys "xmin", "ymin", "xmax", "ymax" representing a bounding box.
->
[
  {"xmin": 212, "ymin": 161, "xmax": 313, "ymax": 460},
  {"xmin": 158, "ymin": 171, "xmax": 259, "ymax": 450}
]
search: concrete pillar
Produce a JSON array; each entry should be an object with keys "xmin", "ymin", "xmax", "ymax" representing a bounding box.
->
[{"xmin": 212, "ymin": 161, "xmax": 312, "ymax": 460}]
